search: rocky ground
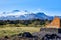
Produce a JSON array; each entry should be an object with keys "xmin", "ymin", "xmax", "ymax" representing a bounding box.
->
[{"xmin": 0, "ymin": 28, "xmax": 61, "ymax": 40}]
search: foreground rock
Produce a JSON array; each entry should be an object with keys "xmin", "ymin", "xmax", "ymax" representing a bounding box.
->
[
  {"xmin": 0, "ymin": 28, "xmax": 61, "ymax": 40},
  {"xmin": 32, "ymin": 28, "xmax": 61, "ymax": 40}
]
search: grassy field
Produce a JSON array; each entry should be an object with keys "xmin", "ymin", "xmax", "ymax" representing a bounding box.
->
[{"xmin": 0, "ymin": 27, "xmax": 40, "ymax": 37}]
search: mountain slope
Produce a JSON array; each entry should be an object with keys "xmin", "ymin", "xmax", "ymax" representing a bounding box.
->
[{"xmin": 0, "ymin": 12, "xmax": 54, "ymax": 20}]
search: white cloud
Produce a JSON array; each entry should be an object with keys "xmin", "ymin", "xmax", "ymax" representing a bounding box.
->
[{"xmin": 0, "ymin": 11, "xmax": 30, "ymax": 17}]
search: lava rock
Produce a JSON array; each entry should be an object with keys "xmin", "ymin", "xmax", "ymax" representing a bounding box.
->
[{"xmin": 22, "ymin": 32, "xmax": 33, "ymax": 38}]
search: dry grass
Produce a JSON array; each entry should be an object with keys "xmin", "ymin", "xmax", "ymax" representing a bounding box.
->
[{"xmin": 0, "ymin": 27, "xmax": 40, "ymax": 37}]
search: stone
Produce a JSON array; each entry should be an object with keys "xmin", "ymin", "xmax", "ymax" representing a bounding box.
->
[{"xmin": 22, "ymin": 32, "xmax": 33, "ymax": 38}]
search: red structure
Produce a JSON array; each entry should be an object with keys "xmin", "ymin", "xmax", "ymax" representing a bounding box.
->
[{"xmin": 46, "ymin": 16, "xmax": 60, "ymax": 28}]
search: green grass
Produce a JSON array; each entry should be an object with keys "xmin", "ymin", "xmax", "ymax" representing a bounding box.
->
[{"xmin": 0, "ymin": 27, "xmax": 40, "ymax": 37}]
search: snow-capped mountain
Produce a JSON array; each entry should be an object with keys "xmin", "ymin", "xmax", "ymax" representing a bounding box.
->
[{"xmin": 0, "ymin": 10, "xmax": 54, "ymax": 20}]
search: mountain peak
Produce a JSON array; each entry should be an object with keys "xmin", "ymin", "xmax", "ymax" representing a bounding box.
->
[
  {"xmin": 36, "ymin": 12, "xmax": 46, "ymax": 15},
  {"xmin": 12, "ymin": 10, "xmax": 20, "ymax": 13}
]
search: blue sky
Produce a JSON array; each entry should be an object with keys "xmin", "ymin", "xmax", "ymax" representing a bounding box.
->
[{"xmin": 0, "ymin": 0, "xmax": 61, "ymax": 16}]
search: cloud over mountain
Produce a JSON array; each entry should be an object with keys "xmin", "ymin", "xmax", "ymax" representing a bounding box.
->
[
  {"xmin": 0, "ymin": 10, "xmax": 54, "ymax": 20},
  {"xmin": 0, "ymin": 10, "xmax": 31, "ymax": 17}
]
